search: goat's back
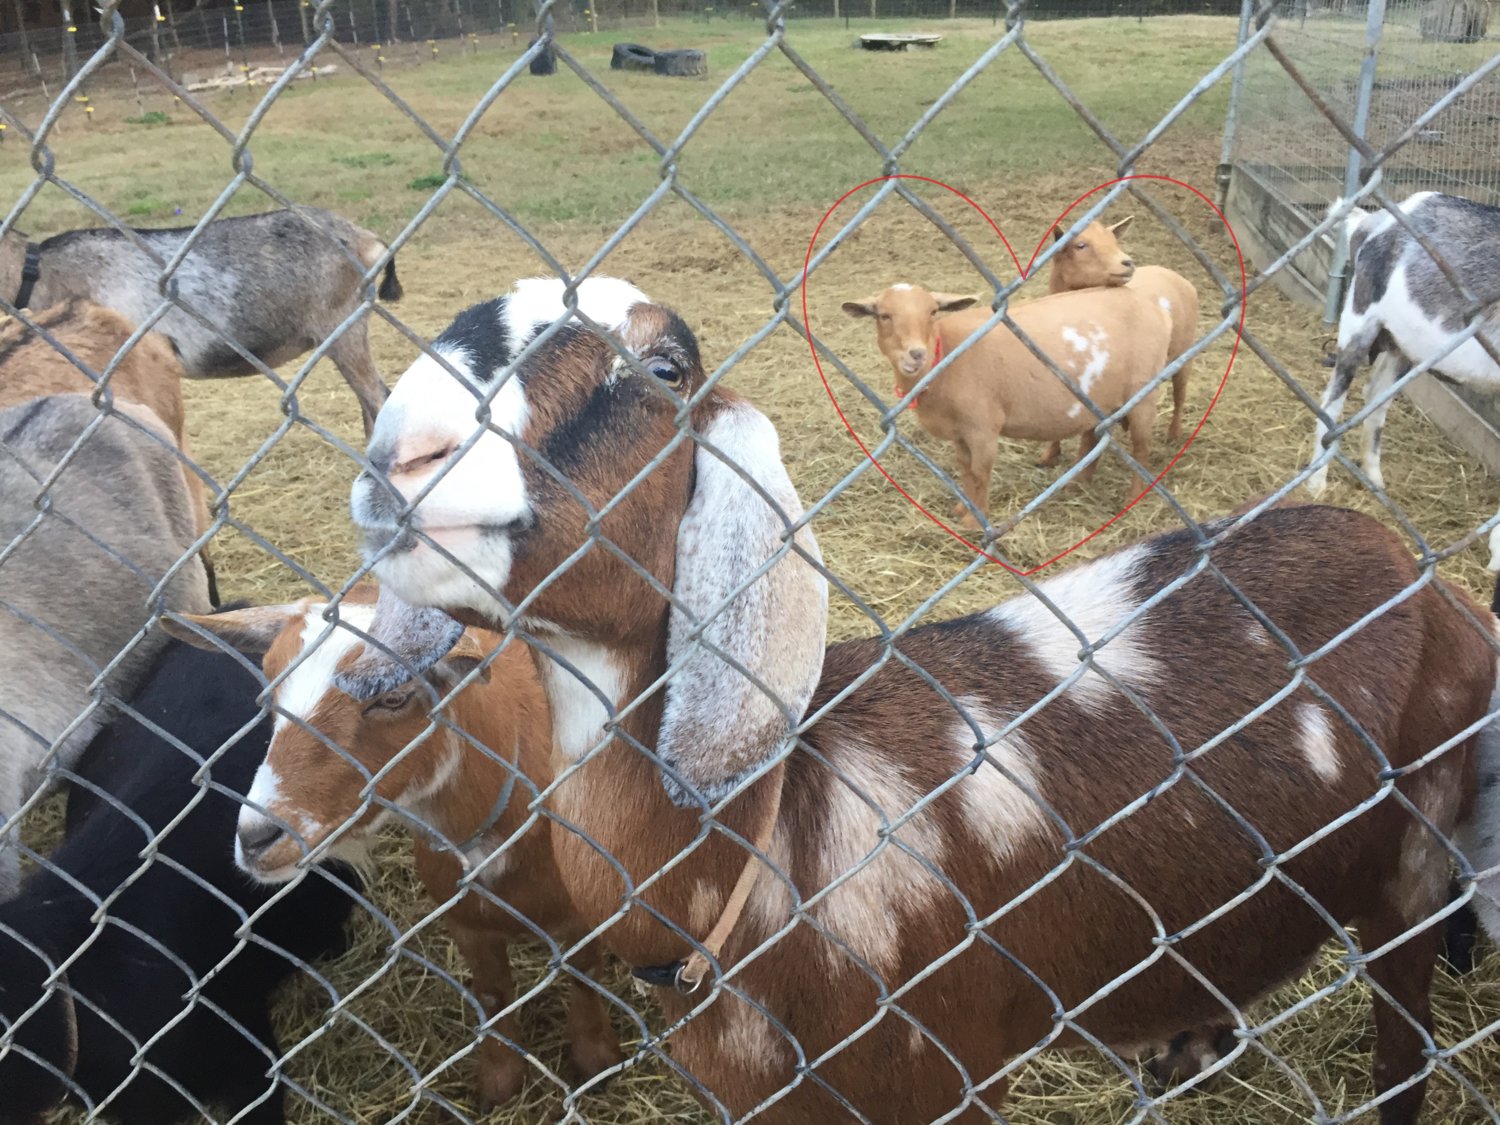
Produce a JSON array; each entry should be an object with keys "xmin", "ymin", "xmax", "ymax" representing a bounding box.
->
[
  {"xmin": 0, "ymin": 394, "xmax": 209, "ymax": 839},
  {"xmin": 691, "ymin": 505, "xmax": 1492, "ymax": 1122},
  {"xmin": 30, "ymin": 209, "xmax": 384, "ymax": 377},
  {"xmin": 1128, "ymin": 264, "xmax": 1200, "ymax": 358},
  {"xmin": 0, "ymin": 300, "xmax": 188, "ymax": 445}
]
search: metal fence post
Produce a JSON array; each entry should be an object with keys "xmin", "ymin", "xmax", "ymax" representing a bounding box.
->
[
  {"xmin": 1215, "ymin": 0, "xmax": 1255, "ymax": 209},
  {"xmin": 1322, "ymin": 0, "xmax": 1386, "ymax": 325}
]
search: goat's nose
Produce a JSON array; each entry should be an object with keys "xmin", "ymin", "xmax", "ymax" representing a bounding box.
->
[
  {"xmin": 238, "ymin": 821, "xmax": 286, "ymax": 860},
  {"xmin": 908, "ymin": 346, "xmax": 925, "ymax": 361},
  {"xmin": 1122, "ymin": 260, "xmax": 1135, "ymax": 270},
  {"xmin": 366, "ymin": 442, "xmax": 396, "ymax": 476}
]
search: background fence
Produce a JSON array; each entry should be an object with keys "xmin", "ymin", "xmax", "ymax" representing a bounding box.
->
[
  {"xmin": 0, "ymin": 0, "xmax": 1245, "ymax": 103},
  {"xmin": 4, "ymin": 0, "xmax": 1500, "ymax": 1121}
]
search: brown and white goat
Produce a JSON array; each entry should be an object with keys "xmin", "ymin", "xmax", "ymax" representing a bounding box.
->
[
  {"xmin": 842, "ymin": 281, "xmax": 1172, "ymax": 531},
  {"xmin": 345, "ymin": 281, "xmax": 1496, "ymax": 1123},
  {"xmin": 0, "ymin": 300, "xmax": 215, "ymax": 593},
  {"xmin": 1046, "ymin": 215, "xmax": 1202, "ymax": 447},
  {"xmin": 163, "ymin": 587, "xmax": 623, "ymax": 1107}
]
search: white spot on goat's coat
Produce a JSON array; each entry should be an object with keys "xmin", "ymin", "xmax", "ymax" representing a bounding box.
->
[
  {"xmin": 356, "ymin": 341, "xmax": 529, "ymax": 619},
  {"xmin": 500, "ymin": 276, "xmax": 647, "ymax": 349},
  {"xmin": 986, "ymin": 543, "xmax": 1160, "ymax": 709},
  {"xmin": 1158, "ymin": 296, "xmax": 1172, "ymax": 315},
  {"xmin": 812, "ymin": 736, "xmax": 947, "ymax": 978},
  {"xmin": 892, "ymin": 282, "xmax": 913, "ymax": 292},
  {"xmin": 273, "ymin": 603, "xmax": 376, "ymax": 732},
  {"xmin": 1077, "ymin": 327, "xmax": 1110, "ymax": 397},
  {"xmin": 1295, "ymin": 702, "xmax": 1341, "ymax": 782},
  {"xmin": 950, "ymin": 695, "xmax": 1052, "ymax": 864},
  {"xmin": 535, "ymin": 633, "xmax": 629, "ymax": 762}
]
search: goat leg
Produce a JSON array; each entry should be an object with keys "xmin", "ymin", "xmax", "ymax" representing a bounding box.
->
[{"xmin": 564, "ymin": 939, "xmax": 624, "ymax": 1087}]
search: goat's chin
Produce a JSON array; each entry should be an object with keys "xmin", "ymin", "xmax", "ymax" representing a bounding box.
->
[
  {"xmin": 237, "ymin": 837, "xmax": 374, "ymax": 888},
  {"xmin": 367, "ymin": 535, "xmax": 513, "ymax": 625}
]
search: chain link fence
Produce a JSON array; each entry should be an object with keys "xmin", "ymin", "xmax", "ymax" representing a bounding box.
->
[{"xmin": 3, "ymin": 0, "xmax": 1500, "ymax": 1121}]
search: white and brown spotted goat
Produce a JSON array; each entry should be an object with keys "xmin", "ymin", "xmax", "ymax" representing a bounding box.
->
[
  {"xmin": 164, "ymin": 585, "xmax": 622, "ymax": 1107},
  {"xmin": 347, "ymin": 277, "xmax": 1495, "ymax": 1123}
]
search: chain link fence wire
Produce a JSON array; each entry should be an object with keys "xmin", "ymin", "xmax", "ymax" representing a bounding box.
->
[{"xmin": 3, "ymin": 0, "xmax": 1500, "ymax": 1120}]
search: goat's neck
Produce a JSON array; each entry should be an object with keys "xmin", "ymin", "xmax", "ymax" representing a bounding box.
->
[
  {"xmin": 1046, "ymin": 267, "xmax": 1067, "ymax": 295},
  {"xmin": 409, "ymin": 686, "xmax": 533, "ymax": 857},
  {"xmin": 529, "ymin": 628, "xmax": 782, "ymax": 966}
]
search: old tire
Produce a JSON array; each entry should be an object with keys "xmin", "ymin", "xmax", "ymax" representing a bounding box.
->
[
  {"xmin": 652, "ymin": 48, "xmax": 707, "ymax": 77},
  {"xmin": 528, "ymin": 38, "xmax": 556, "ymax": 76},
  {"xmin": 611, "ymin": 42, "xmax": 657, "ymax": 70}
]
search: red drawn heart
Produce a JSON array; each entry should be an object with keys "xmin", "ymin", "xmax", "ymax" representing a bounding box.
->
[{"xmin": 800, "ymin": 173, "xmax": 1247, "ymax": 577}]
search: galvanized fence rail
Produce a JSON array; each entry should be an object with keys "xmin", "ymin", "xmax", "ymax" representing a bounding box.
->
[{"xmin": 2, "ymin": 0, "xmax": 1500, "ymax": 1121}]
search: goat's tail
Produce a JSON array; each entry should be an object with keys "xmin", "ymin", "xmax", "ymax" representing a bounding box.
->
[{"xmin": 379, "ymin": 257, "xmax": 403, "ymax": 303}]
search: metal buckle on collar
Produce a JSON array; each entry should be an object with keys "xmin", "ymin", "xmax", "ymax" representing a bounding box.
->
[{"xmin": 630, "ymin": 958, "xmax": 704, "ymax": 995}]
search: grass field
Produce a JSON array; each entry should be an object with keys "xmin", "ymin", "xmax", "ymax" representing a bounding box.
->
[{"xmin": 8, "ymin": 12, "xmax": 1500, "ymax": 1124}]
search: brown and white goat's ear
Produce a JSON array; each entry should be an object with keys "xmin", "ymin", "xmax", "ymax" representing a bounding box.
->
[
  {"xmin": 841, "ymin": 297, "xmax": 880, "ymax": 319},
  {"xmin": 658, "ymin": 400, "xmax": 829, "ymax": 808},
  {"xmin": 335, "ymin": 585, "xmax": 466, "ymax": 702},
  {"xmin": 162, "ymin": 605, "xmax": 301, "ymax": 656},
  {"xmin": 931, "ymin": 293, "xmax": 979, "ymax": 314},
  {"xmin": 1108, "ymin": 215, "xmax": 1135, "ymax": 237}
]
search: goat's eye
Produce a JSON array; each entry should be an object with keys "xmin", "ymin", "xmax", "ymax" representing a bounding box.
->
[
  {"xmin": 1075, "ymin": 241, "xmax": 1088, "ymax": 251},
  {"xmin": 644, "ymin": 356, "xmax": 685, "ymax": 388},
  {"xmin": 878, "ymin": 313, "xmax": 891, "ymax": 322},
  {"xmin": 368, "ymin": 689, "xmax": 414, "ymax": 713}
]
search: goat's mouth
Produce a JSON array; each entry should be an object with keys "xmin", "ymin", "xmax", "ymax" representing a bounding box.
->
[
  {"xmin": 1109, "ymin": 268, "xmax": 1135, "ymax": 285},
  {"xmin": 898, "ymin": 357, "xmax": 927, "ymax": 377},
  {"xmin": 235, "ymin": 818, "xmax": 336, "ymax": 884},
  {"xmin": 360, "ymin": 517, "xmax": 530, "ymax": 559}
]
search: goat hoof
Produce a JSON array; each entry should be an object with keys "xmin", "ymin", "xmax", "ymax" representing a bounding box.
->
[{"xmin": 475, "ymin": 1058, "xmax": 527, "ymax": 1110}]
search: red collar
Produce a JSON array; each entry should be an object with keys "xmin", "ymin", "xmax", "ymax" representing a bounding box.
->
[{"xmin": 895, "ymin": 334, "xmax": 942, "ymax": 411}]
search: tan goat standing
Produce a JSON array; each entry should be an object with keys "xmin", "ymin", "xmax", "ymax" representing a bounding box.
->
[
  {"xmin": 843, "ymin": 281, "xmax": 1171, "ymax": 531},
  {"xmin": 1046, "ymin": 215, "xmax": 1202, "ymax": 452},
  {"xmin": 167, "ymin": 588, "xmax": 623, "ymax": 1109}
]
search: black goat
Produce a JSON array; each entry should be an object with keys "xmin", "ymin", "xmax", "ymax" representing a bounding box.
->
[{"xmin": 0, "ymin": 634, "xmax": 363, "ymax": 1124}]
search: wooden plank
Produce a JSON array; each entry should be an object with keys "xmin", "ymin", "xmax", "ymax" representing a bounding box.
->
[
  {"xmin": 1406, "ymin": 376, "xmax": 1500, "ymax": 479},
  {"xmin": 1225, "ymin": 164, "xmax": 1328, "ymax": 307}
]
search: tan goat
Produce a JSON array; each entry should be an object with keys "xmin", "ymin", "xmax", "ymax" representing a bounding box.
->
[
  {"xmin": 1046, "ymin": 215, "xmax": 1202, "ymax": 447},
  {"xmin": 165, "ymin": 586, "xmax": 624, "ymax": 1108},
  {"xmin": 0, "ymin": 300, "xmax": 215, "ymax": 593},
  {"xmin": 843, "ymin": 281, "xmax": 1171, "ymax": 531}
]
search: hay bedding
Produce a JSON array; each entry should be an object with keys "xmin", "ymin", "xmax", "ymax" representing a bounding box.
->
[{"xmin": 31, "ymin": 165, "xmax": 1500, "ymax": 1119}]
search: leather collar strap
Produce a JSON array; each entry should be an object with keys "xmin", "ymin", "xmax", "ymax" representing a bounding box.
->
[
  {"xmin": 631, "ymin": 762, "xmax": 785, "ymax": 994},
  {"xmin": 14, "ymin": 243, "xmax": 41, "ymax": 309},
  {"xmin": 894, "ymin": 334, "xmax": 942, "ymax": 413},
  {"xmin": 453, "ymin": 730, "xmax": 521, "ymax": 865}
]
